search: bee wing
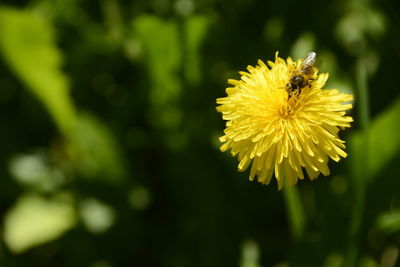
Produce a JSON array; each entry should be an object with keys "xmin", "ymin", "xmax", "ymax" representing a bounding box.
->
[
  {"xmin": 301, "ymin": 52, "xmax": 316, "ymax": 66},
  {"xmin": 300, "ymin": 51, "xmax": 322, "ymax": 73}
]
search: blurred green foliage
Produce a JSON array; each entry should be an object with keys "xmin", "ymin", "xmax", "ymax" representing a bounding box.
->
[
  {"xmin": 0, "ymin": 6, "xmax": 75, "ymax": 134},
  {"xmin": 0, "ymin": 0, "xmax": 399, "ymax": 266}
]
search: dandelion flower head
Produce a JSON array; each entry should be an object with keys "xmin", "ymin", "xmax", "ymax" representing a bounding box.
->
[{"xmin": 217, "ymin": 52, "xmax": 353, "ymax": 189}]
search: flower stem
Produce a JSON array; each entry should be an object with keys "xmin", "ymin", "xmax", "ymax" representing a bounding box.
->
[
  {"xmin": 346, "ymin": 58, "xmax": 370, "ymax": 266},
  {"xmin": 283, "ymin": 182, "xmax": 305, "ymax": 241}
]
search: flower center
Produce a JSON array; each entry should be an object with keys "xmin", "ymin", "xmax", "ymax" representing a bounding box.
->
[{"xmin": 277, "ymin": 101, "xmax": 294, "ymax": 118}]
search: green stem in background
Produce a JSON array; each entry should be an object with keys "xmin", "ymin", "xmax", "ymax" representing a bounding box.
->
[
  {"xmin": 346, "ymin": 58, "xmax": 370, "ymax": 267},
  {"xmin": 357, "ymin": 60, "xmax": 371, "ymax": 130},
  {"xmin": 283, "ymin": 181, "xmax": 305, "ymax": 241}
]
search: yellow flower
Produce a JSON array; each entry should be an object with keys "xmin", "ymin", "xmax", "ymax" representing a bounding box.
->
[{"xmin": 217, "ymin": 52, "xmax": 353, "ymax": 189}]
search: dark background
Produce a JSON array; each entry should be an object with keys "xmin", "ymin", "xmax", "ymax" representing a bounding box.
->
[{"xmin": 0, "ymin": 0, "xmax": 399, "ymax": 266}]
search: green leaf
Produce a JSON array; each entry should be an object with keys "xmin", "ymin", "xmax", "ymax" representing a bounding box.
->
[
  {"xmin": 365, "ymin": 99, "xmax": 400, "ymax": 177},
  {"xmin": 376, "ymin": 210, "xmax": 400, "ymax": 233},
  {"xmin": 0, "ymin": 6, "xmax": 125, "ymax": 182},
  {"xmin": 183, "ymin": 15, "xmax": 211, "ymax": 86},
  {"xmin": 68, "ymin": 113, "xmax": 125, "ymax": 182},
  {"xmin": 349, "ymin": 98, "xmax": 400, "ymax": 180},
  {"xmin": 133, "ymin": 15, "xmax": 182, "ymax": 128},
  {"xmin": 133, "ymin": 15, "xmax": 181, "ymax": 106},
  {"xmin": 3, "ymin": 193, "xmax": 76, "ymax": 253},
  {"xmin": 0, "ymin": 6, "xmax": 76, "ymax": 135}
]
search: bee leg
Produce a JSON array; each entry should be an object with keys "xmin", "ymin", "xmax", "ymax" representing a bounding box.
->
[{"xmin": 308, "ymin": 77, "xmax": 315, "ymax": 88}]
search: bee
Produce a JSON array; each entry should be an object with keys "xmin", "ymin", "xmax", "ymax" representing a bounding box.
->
[{"xmin": 286, "ymin": 52, "xmax": 321, "ymax": 95}]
